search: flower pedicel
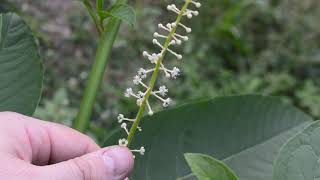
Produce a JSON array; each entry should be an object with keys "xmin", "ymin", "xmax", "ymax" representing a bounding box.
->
[{"xmin": 117, "ymin": 0, "xmax": 201, "ymax": 156}]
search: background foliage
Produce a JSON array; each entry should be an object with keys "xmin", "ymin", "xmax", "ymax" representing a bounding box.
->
[{"xmin": 1, "ymin": 0, "xmax": 320, "ymax": 143}]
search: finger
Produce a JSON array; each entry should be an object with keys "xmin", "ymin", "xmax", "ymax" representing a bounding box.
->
[
  {"xmin": 38, "ymin": 119, "xmax": 101, "ymax": 163},
  {"xmin": 0, "ymin": 112, "xmax": 100, "ymax": 165},
  {"xmin": 35, "ymin": 146, "xmax": 134, "ymax": 180}
]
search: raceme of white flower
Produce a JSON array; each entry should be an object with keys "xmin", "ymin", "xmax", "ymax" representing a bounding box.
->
[{"xmin": 117, "ymin": 0, "xmax": 201, "ymax": 156}]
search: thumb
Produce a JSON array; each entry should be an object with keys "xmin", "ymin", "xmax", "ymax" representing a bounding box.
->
[{"xmin": 37, "ymin": 146, "xmax": 134, "ymax": 180}]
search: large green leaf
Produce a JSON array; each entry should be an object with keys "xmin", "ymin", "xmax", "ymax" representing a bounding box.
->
[
  {"xmin": 273, "ymin": 121, "xmax": 320, "ymax": 180},
  {"xmin": 0, "ymin": 13, "xmax": 43, "ymax": 115},
  {"xmin": 185, "ymin": 153, "xmax": 238, "ymax": 180},
  {"xmin": 105, "ymin": 95, "xmax": 312, "ymax": 180},
  {"xmin": 98, "ymin": 4, "xmax": 136, "ymax": 27}
]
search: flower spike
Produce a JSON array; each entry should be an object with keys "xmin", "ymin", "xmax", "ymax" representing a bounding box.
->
[{"xmin": 117, "ymin": 0, "xmax": 200, "ymax": 156}]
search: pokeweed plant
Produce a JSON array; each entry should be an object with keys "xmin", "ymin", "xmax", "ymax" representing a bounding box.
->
[
  {"xmin": 116, "ymin": 0, "xmax": 201, "ymax": 154},
  {"xmin": 1, "ymin": 1, "xmax": 320, "ymax": 180}
]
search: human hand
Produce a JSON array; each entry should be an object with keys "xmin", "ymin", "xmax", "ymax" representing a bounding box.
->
[{"xmin": 0, "ymin": 112, "xmax": 134, "ymax": 180}]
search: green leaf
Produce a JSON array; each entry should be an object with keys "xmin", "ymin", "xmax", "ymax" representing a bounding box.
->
[
  {"xmin": 273, "ymin": 120, "xmax": 320, "ymax": 180},
  {"xmin": 185, "ymin": 153, "xmax": 238, "ymax": 180},
  {"xmin": 0, "ymin": 13, "xmax": 43, "ymax": 115},
  {"xmin": 104, "ymin": 95, "xmax": 312, "ymax": 180},
  {"xmin": 99, "ymin": 4, "xmax": 136, "ymax": 27}
]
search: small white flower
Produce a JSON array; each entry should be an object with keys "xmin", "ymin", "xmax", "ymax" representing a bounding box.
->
[
  {"xmin": 131, "ymin": 146, "xmax": 146, "ymax": 155},
  {"xmin": 143, "ymin": 51, "xmax": 148, "ymax": 57},
  {"xmin": 148, "ymin": 110, "xmax": 154, "ymax": 116},
  {"xmin": 146, "ymin": 100, "xmax": 154, "ymax": 116},
  {"xmin": 133, "ymin": 75, "xmax": 141, "ymax": 85},
  {"xmin": 171, "ymin": 67, "xmax": 180, "ymax": 78},
  {"xmin": 190, "ymin": 0, "xmax": 201, "ymax": 8},
  {"xmin": 175, "ymin": 39, "xmax": 182, "ymax": 45},
  {"xmin": 121, "ymin": 123, "xmax": 129, "ymax": 135},
  {"xmin": 121, "ymin": 123, "xmax": 127, "ymax": 129},
  {"xmin": 159, "ymin": 86, "xmax": 168, "ymax": 96},
  {"xmin": 119, "ymin": 138, "xmax": 128, "ymax": 146},
  {"xmin": 139, "ymin": 146, "xmax": 145, "ymax": 155},
  {"xmin": 117, "ymin": 114, "xmax": 124, "ymax": 123},
  {"xmin": 138, "ymin": 68, "xmax": 147, "ymax": 79},
  {"xmin": 184, "ymin": 9, "xmax": 199, "ymax": 18},
  {"xmin": 169, "ymin": 40, "xmax": 176, "ymax": 45},
  {"xmin": 137, "ymin": 98, "xmax": 143, "ymax": 106},
  {"xmin": 137, "ymin": 91, "xmax": 145, "ymax": 98},
  {"xmin": 151, "ymin": 54, "xmax": 159, "ymax": 63},
  {"xmin": 124, "ymin": 88, "xmax": 133, "ymax": 97},
  {"xmin": 143, "ymin": 52, "xmax": 159, "ymax": 64},
  {"xmin": 153, "ymin": 32, "xmax": 167, "ymax": 39},
  {"xmin": 187, "ymin": 13, "xmax": 192, "ymax": 19},
  {"xmin": 163, "ymin": 98, "xmax": 172, "ymax": 107}
]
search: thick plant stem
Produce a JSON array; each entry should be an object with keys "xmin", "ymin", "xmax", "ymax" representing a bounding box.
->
[
  {"xmin": 73, "ymin": 0, "xmax": 128, "ymax": 132},
  {"xmin": 127, "ymin": 0, "xmax": 191, "ymax": 146},
  {"xmin": 73, "ymin": 19, "xmax": 120, "ymax": 132}
]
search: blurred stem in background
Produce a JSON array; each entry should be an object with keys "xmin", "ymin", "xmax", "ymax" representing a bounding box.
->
[
  {"xmin": 135, "ymin": 0, "xmax": 142, "ymax": 17},
  {"xmin": 73, "ymin": 0, "xmax": 127, "ymax": 132}
]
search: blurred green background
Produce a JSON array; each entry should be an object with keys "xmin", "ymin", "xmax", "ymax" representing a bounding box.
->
[{"xmin": 1, "ymin": 0, "xmax": 320, "ymax": 143}]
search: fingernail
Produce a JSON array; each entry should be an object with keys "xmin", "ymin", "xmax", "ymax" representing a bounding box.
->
[{"xmin": 102, "ymin": 146, "xmax": 134, "ymax": 177}]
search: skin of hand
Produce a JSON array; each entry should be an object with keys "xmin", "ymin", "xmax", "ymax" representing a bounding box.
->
[{"xmin": 0, "ymin": 112, "xmax": 134, "ymax": 180}]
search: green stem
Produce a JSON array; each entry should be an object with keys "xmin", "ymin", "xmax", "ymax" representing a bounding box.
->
[
  {"xmin": 73, "ymin": 0, "xmax": 128, "ymax": 132},
  {"xmin": 135, "ymin": 0, "xmax": 143, "ymax": 17},
  {"xmin": 82, "ymin": 0, "xmax": 103, "ymax": 34},
  {"xmin": 127, "ymin": 0, "xmax": 191, "ymax": 146},
  {"xmin": 73, "ymin": 19, "xmax": 120, "ymax": 132}
]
